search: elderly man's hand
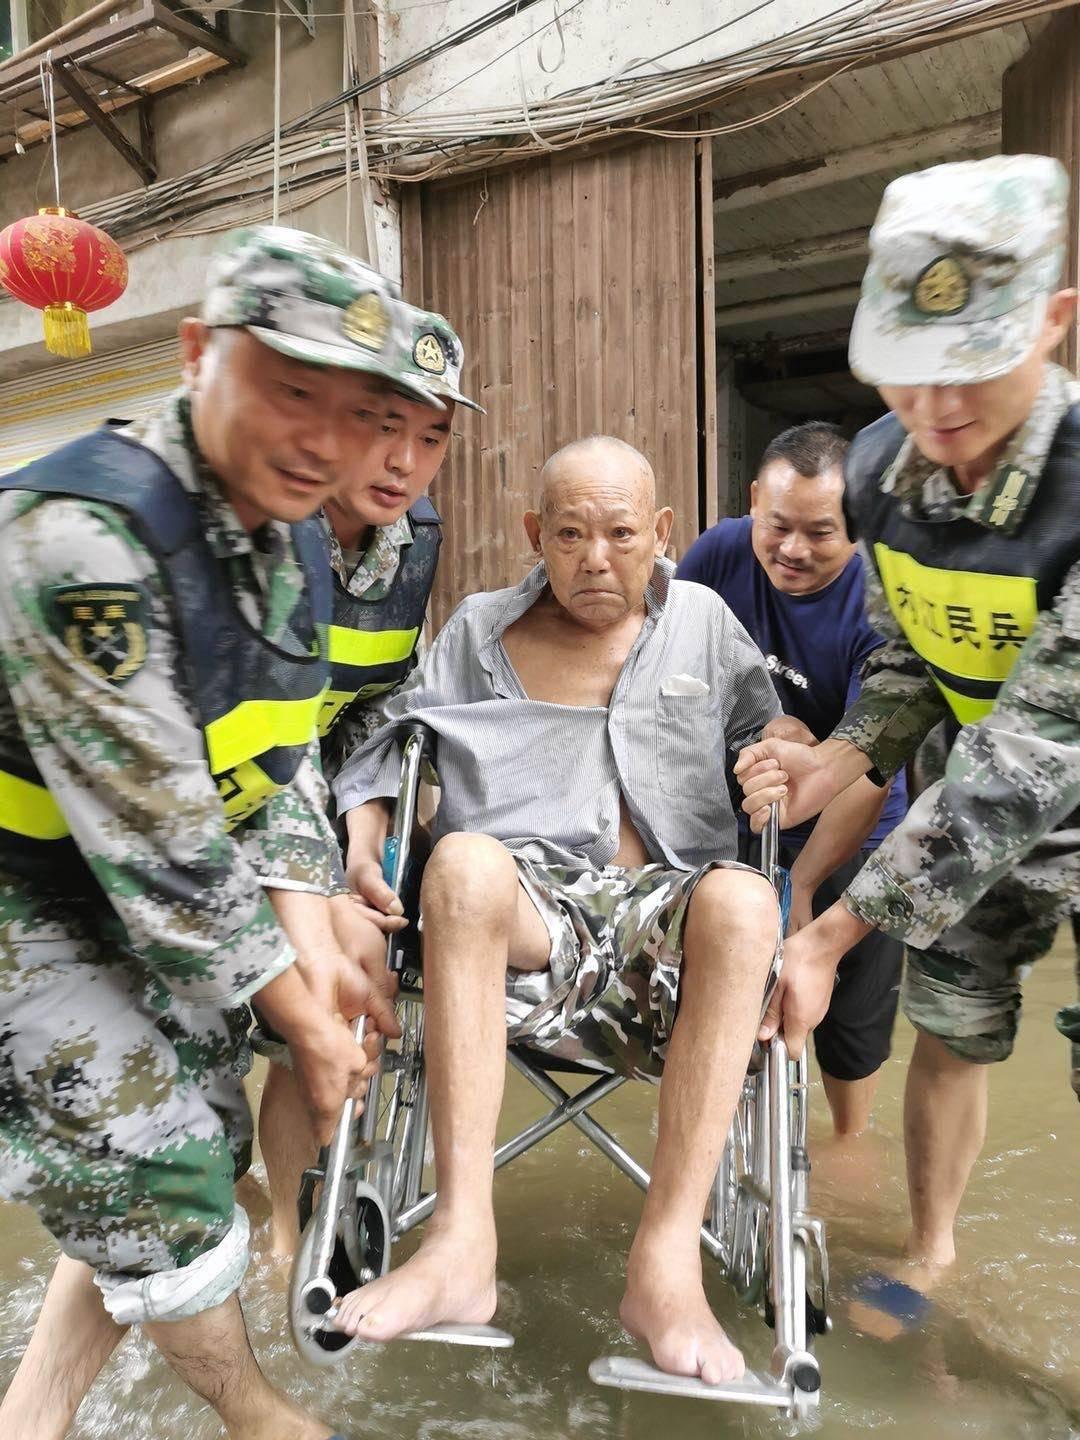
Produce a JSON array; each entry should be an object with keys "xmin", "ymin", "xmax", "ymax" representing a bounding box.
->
[{"xmin": 345, "ymin": 856, "xmax": 408, "ymax": 934}]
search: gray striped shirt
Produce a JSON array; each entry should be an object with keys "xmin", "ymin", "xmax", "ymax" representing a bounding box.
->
[{"xmin": 333, "ymin": 557, "xmax": 779, "ymax": 872}]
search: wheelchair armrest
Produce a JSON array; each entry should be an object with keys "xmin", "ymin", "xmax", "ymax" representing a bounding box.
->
[
  {"xmin": 399, "ymin": 720, "xmax": 436, "ymax": 764},
  {"xmin": 385, "ymin": 724, "xmax": 435, "ymax": 892}
]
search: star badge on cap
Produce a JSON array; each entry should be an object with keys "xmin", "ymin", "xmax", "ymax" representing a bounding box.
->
[
  {"xmin": 912, "ymin": 255, "xmax": 971, "ymax": 317},
  {"xmin": 413, "ymin": 331, "xmax": 447, "ymax": 375},
  {"xmin": 343, "ymin": 292, "xmax": 391, "ymax": 351}
]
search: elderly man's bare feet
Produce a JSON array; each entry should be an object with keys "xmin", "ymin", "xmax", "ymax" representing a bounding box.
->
[
  {"xmin": 620, "ymin": 1235, "xmax": 744, "ymax": 1384},
  {"xmin": 331, "ymin": 1220, "xmax": 498, "ymax": 1342}
]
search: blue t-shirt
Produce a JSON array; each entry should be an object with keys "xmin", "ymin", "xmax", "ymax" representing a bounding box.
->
[{"xmin": 676, "ymin": 516, "xmax": 907, "ymax": 850}]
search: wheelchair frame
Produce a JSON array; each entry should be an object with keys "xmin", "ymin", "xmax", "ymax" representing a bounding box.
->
[{"xmin": 290, "ymin": 726, "xmax": 830, "ymax": 1417}]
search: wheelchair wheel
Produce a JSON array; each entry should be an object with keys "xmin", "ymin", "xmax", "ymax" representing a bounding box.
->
[
  {"xmin": 376, "ymin": 994, "xmax": 430, "ymax": 1230},
  {"xmin": 712, "ymin": 1067, "xmax": 769, "ymax": 1306},
  {"xmin": 289, "ymin": 1181, "xmax": 391, "ymax": 1367}
]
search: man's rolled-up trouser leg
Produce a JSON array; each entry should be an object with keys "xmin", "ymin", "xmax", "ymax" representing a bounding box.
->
[
  {"xmin": 901, "ymin": 875, "xmax": 1062, "ymax": 1065},
  {"xmin": 0, "ymin": 944, "xmax": 253, "ymax": 1324}
]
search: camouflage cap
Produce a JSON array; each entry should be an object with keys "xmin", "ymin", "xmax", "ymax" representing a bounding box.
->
[
  {"xmin": 201, "ymin": 225, "xmax": 443, "ymax": 408},
  {"xmin": 396, "ymin": 306, "xmax": 485, "ymax": 412},
  {"xmin": 849, "ymin": 154, "xmax": 1069, "ymax": 387}
]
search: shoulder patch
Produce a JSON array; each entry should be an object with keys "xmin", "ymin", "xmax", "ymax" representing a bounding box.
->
[{"xmin": 46, "ymin": 582, "xmax": 150, "ymax": 684}]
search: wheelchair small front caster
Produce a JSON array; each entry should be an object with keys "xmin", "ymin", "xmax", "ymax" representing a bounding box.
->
[{"xmin": 289, "ymin": 1181, "xmax": 391, "ymax": 1367}]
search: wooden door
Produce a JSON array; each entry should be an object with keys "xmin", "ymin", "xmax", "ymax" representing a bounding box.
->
[
  {"xmin": 1003, "ymin": 10, "xmax": 1080, "ymax": 371},
  {"xmin": 401, "ymin": 138, "xmax": 703, "ymax": 630}
]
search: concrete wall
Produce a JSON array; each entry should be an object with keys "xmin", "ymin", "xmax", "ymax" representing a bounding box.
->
[
  {"xmin": 380, "ymin": 0, "xmax": 846, "ymax": 120},
  {"xmin": 0, "ymin": 3, "xmax": 364, "ymax": 378}
]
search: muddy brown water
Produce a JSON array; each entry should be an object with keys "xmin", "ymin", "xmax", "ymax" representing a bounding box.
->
[{"xmin": 1, "ymin": 931, "xmax": 1077, "ymax": 1439}]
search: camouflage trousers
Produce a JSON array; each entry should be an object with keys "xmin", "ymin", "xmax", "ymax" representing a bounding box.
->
[
  {"xmin": 902, "ymin": 866, "xmax": 1078, "ymax": 1074},
  {"xmin": 506, "ymin": 855, "xmax": 768, "ymax": 1080},
  {"xmin": 0, "ymin": 882, "xmax": 253, "ymax": 1323}
]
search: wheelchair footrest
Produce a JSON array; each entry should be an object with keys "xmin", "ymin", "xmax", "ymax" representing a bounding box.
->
[
  {"xmin": 317, "ymin": 1313, "xmax": 513, "ymax": 1349},
  {"xmin": 589, "ymin": 1356, "xmax": 796, "ymax": 1407},
  {"xmin": 399, "ymin": 1323, "xmax": 514, "ymax": 1348}
]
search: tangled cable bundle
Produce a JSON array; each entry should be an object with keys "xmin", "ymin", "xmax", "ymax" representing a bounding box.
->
[{"xmin": 0, "ymin": 0, "xmax": 1056, "ymax": 262}]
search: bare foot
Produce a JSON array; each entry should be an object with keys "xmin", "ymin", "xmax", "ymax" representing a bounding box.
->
[
  {"xmin": 620, "ymin": 1235, "xmax": 744, "ymax": 1384},
  {"xmin": 848, "ymin": 1245, "xmax": 954, "ymax": 1341},
  {"xmin": 331, "ymin": 1221, "xmax": 497, "ymax": 1342}
]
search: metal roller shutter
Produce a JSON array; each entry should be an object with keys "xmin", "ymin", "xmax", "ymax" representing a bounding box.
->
[{"xmin": 0, "ymin": 336, "xmax": 182, "ymax": 476}]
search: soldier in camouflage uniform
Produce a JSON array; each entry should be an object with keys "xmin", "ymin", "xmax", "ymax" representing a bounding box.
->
[
  {"xmin": 257, "ymin": 306, "xmax": 485, "ymax": 1256},
  {"xmin": 736, "ymin": 155, "xmax": 1080, "ymax": 1331},
  {"xmin": 0, "ymin": 225, "xmax": 424, "ymax": 1440},
  {"xmin": 329, "ymin": 435, "xmax": 783, "ymax": 1384}
]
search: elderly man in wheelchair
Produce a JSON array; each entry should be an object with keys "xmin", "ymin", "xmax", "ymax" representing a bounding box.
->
[{"xmin": 295, "ymin": 434, "xmax": 829, "ymax": 1410}]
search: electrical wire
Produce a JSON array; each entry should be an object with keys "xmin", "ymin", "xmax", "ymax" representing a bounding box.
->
[{"xmin": 1, "ymin": 0, "xmax": 1049, "ymax": 251}]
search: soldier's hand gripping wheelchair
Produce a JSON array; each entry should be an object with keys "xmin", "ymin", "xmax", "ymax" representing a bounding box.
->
[{"xmin": 289, "ymin": 724, "xmax": 830, "ymax": 1417}]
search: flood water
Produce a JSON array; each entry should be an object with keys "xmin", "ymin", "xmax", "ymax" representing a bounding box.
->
[{"xmin": 1, "ymin": 930, "xmax": 1077, "ymax": 1439}]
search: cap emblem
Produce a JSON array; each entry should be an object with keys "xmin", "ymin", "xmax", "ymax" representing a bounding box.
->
[
  {"xmin": 343, "ymin": 292, "xmax": 390, "ymax": 351},
  {"xmin": 413, "ymin": 332, "xmax": 447, "ymax": 374},
  {"xmin": 912, "ymin": 255, "xmax": 971, "ymax": 317}
]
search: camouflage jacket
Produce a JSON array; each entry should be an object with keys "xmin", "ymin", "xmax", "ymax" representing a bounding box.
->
[
  {"xmin": 838, "ymin": 366, "xmax": 1080, "ymax": 948},
  {"xmin": 0, "ymin": 392, "xmax": 341, "ymax": 1006}
]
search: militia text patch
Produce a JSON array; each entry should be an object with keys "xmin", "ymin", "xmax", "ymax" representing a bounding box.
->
[{"xmin": 47, "ymin": 583, "xmax": 150, "ymax": 684}]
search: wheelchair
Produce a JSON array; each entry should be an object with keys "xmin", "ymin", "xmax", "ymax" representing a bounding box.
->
[{"xmin": 289, "ymin": 725, "xmax": 830, "ymax": 1417}]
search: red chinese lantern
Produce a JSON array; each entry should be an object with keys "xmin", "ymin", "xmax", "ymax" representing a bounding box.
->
[{"xmin": 0, "ymin": 207, "xmax": 128, "ymax": 360}]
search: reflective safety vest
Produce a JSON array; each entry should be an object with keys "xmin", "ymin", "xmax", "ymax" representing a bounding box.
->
[
  {"xmin": 844, "ymin": 407, "xmax": 1080, "ymax": 725},
  {"xmin": 0, "ymin": 426, "xmax": 331, "ymax": 881},
  {"xmin": 317, "ymin": 495, "xmax": 441, "ymax": 739}
]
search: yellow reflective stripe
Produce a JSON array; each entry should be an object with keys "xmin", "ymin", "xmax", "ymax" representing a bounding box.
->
[
  {"xmin": 204, "ymin": 692, "xmax": 326, "ymax": 773},
  {"xmin": 216, "ymin": 758, "xmax": 282, "ymax": 829},
  {"xmin": 873, "ymin": 544, "xmax": 1038, "ymax": 683},
  {"xmin": 327, "ymin": 624, "xmax": 418, "ymax": 668},
  {"xmin": 0, "ymin": 770, "xmax": 70, "ymax": 840},
  {"xmin": 317, "ymin": 680, "xmax": 398, "ymax": 737},
  {"xmin": 931, "ymin": 680, "xmax": 993, "ymax": 725},
  {"xmin": 317, "ymin": 689, "xmax": 353, "ymax": 737}
]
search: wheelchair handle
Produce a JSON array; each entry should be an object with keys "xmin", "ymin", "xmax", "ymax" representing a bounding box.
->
[
  {"xmin": 298, "ymin": 1014, "xmax": 367, "ymax": 1315},
  {"xmin": 356, "ymin": 724, "xmax": 431, "ymax": 1157},
  {"xmin": 399, "ymin": 719, "xmax": 435, "ymax": 754},
  {"xmin": 761, "ymin": 802, "xmax": 781, "ymax": 886}
]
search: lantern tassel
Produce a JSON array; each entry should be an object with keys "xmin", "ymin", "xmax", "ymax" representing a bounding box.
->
[{"xmin": 43, "ymin": 302, "xmax": 91, "ymax": 359}]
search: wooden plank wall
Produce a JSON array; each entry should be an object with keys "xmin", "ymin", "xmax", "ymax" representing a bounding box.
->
[
  {"xmin": 696, "ymin": 130, "xmax": 720, "ymax": 527},
  {"xmin": 1002, "ymin": 9, "xmax": 1080, "ymax": 371},
  {"xmin": 401, "ymin": 138, "xmax": 700, "ymax": 631}
]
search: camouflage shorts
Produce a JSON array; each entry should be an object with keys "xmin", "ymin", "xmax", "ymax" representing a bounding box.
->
[
  {"xmin": 506, "ymin": 856, "xmax": 767, "ymax": 1080},
  {"xmin": 0, "ymin": 883, "xmax": 253, "ymax": 1322},
  {"xmin": 902, "ymin": 868, "xmax": 1076, "ymax": 1069}
]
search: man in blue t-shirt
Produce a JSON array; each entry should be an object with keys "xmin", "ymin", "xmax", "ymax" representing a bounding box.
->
[{"xmin": 678, "ymin": 421, "xmax": 907, "ymax": 1137}]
